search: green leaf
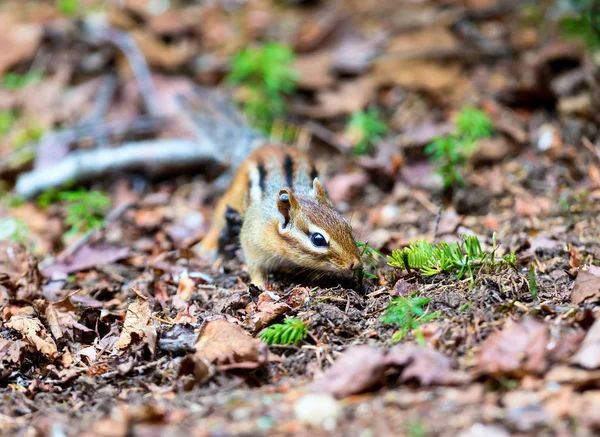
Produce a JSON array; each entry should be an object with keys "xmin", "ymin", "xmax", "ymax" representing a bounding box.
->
[{"xmin": 259, "ymin": 318, "xmax": 307, "ymax": 345}]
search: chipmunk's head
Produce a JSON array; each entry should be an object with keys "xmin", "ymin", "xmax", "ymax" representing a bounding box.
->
[{"xmin": 274, "ymin": 178, "xmax": 362, "ymax": 275}]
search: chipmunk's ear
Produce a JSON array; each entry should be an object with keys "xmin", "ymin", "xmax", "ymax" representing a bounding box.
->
[
  {"xmin": 277, "ymin": 189, "xmax": 299, "ymax": 228},
  {"xmin": 312, "ymin": 178, "xmax": 329, "ymax": 204}
]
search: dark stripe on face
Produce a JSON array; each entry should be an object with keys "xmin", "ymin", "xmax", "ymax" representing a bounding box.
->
[
  {"xmin": 284, "ymin": 154, "xmax": 294, "ymax": 189},
  {"xmin": 257, "ymin": 160, "xmax": 266, "ymax": 194},
  {"xmin": 310, "ymin": 165, "xmax": 318, "ymax": 182}
]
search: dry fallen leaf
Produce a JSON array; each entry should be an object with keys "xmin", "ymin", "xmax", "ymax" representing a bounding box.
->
[
  {"xmin": 251, "ymin": 301, "xmax": 290, "ymax": 333},
  {"xmin": 195, "ymin": 319, "xmax": 263, "ymax": 365},
  {"xmin": 311, "ymin": 346, "xmax": 388, "ymax": 399},
  {"xmin": 386, "ymin": 344, "xmax": 468, "ymax": 385},
  {"xmin": 292, "ymin": 51, "xmax": 335, "ymax": 90},
  {"xmin": 477, "ymin": 317, "xmax": 548, "ymax": 376},
  {"xmin": 571, "ymin": 267, "xmax": 600, "ymax": 305},
  {"xmin": 0, "ymin": 22, "xmax": 41, "ymax": 75},
  {"xmin": 173, "ymin": 276, "xmax": 195, "ymax": 310},
  {"xmin": 43, "ymin": 245, "xmax": 130, "ymax": 278},
  {"xmin": 571, "ymin": 319, "xmax": 600, "ymax": 369},
  {"xmin": 114, "ymin": 297, "xmax": 156, "ymax": 352},
  {"xmin": 294, "ymin": 77, "xmax": 376, "ymax": 118},
  {"xmin": 6, "ymin": 310, "xmax": 58, "ymax": 359}
]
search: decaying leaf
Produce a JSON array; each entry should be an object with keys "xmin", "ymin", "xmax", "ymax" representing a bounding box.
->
[
  {"xmin": 386, "ymin": 343, "xmax": 468, "ymax": 385},
  {"xmin": 571, "ymin": 319, "xmax": 600, "ymax": 369},
  {"xmin": 250, "ymin": 301, "xmax": 290, "ymax": 332},
  {"xmin": 311, "ymin": 346, "xmax": 387, "ymax": 399},
  {"xmin": 477, "ymin": 317, "xmax": 548, "ymax": 376},
  {"xmin": 42, "ymin": 245, "xmax": 130, "ymax": 278},
  {"xmin": 571, "ymin": 268, "xmax": 600, "ymax": 305},
  {"xmin": 6, "ymin": 309, "xmax": 58, "ymax": 358},
  {"xmin": 195, "ymin": 319, "xmax": 273, "ymax": 367},
  {"xmin": 114, "ymin": 297, "xmax": 156, "ymax": 352}
]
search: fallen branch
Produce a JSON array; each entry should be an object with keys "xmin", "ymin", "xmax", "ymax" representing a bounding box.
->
[{"xmin": 15, "ymin": 138, "xmax": 222, "ymax": 199}]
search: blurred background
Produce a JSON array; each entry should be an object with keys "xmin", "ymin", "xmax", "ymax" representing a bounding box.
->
[{"xmin": 0, "ymin": 0, "xmax": 599, "ymax": 254}]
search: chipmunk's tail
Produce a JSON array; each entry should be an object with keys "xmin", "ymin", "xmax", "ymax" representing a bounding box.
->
[{"xmin": 176, "ymin": 87, "xmax": 267, "ymax": 170}]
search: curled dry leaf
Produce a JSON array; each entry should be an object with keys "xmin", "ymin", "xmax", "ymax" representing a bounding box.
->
[
  {"xmin": 114, "ymin": 297, "xmax": 156, "ymax": 352},
  {"xmin": 311, "ymin": 346, "xmax": 388, "ymax": 399},
  {"xmin": 6, "ymin": 310, "xmax": 58, "ymax": 359},
  {"xmin": 477, "ymin": 317, "xmax": 548, "ymax": 376},
  {"xmin": 571, "ymin": 319, "xmax": 600, "ymax": 370},
  {"xmin": 251, "ymin": 301, "xmax": 290, "ymax": 333},
  {"xmin": 571, "ymin": 267, "xmax": 600, "ymax": 305},
  {"xmin": 195, "ymin": 319, "xmax": 273, "ymax": 367}
]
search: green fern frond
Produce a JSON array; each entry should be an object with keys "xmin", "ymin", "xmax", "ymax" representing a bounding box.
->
[
  {"xmin": 260, "ymin": 318, "xmax": 308, "ymax": 345},
  {"xmin": 387, "ymin": 234, "xmax": 515, "ymax": 278}
]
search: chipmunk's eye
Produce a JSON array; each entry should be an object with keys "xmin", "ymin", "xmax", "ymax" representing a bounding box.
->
[{"xmin": 310, "ymin": 233, "xmax": 328, "ymax": 248}]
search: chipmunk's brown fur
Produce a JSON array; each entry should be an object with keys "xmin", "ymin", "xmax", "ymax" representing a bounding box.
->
[{"xmin": 199, "ymin": 145, "xmax": 362, "ymax": 286}]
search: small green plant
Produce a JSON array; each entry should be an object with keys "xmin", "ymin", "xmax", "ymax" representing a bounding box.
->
[
  {"xmin": 387, "ymin": 234, "xmax": 516, "ymax": 280},
  {"xmin": 0, "ymin": 110, "xmax": 17, "ymax": 136},
  {"xmin": 357, "ymin": 241, "xmax": 383, "ymax": 279},
  {"xmin": 426, "ymin": 107, "xmax": 493, "ymax": 190},
  {"xmin": 57, "ymin": 189, "xmax": 111, "ymax": 236},
  {"xmin": 559, "ymin": 0, "xmax": 600, "ymax": 50},
  {"xmin": 0, "ymin": 217, "xmax": 30, "ymax": 245},
  {"xmin": 381, "ymin": 294, "xmax": 440, "ymax": 344},
  {"xmin": 58, "ymin": 0, "xmax": 79, "ymax": 15},
  {"xmin": 227, "ymin": 42, "xmax": 298, "ymax": 131},
  {"xmin": 1, "ymin": 71, "xmax": 43, "ymax": 90},
  {"xmin": 346, "ymin": 108, "xmax": 388, "ymax": 155},
  {"xmin": 260, "ymin": 318, "xmax": 308, "ymax": 345}
]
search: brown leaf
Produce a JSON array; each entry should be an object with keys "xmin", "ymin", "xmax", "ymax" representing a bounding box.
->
[
  {"xmin": 292, "ymin": 52, "xmax": 335, "ymax": 90},
  {"xmin": 477, "ymin": 317, "xmax": 548, "ymax": 376},
  {"xmin": 195, "ymin": 319, "xmax": 266, "ymax": 366},
  {"xmin": 114, "ymin": 297, "xmax": 155, "ymax": 351},
  {"xmin": 571, "ymin": 319, "xmax": 600, "ymax": 369},
  {"xmin": 294, "ymin": 77, "xmax": 376, "ymax": 118},
  {"xmin": 251, "ymin": 301, "xmax": 290, "ymax": 333},
  {"xmin": 571, "ymin": 268, "xmax": 600, "ymax": 305},
  {"xmin": 0, "ymin": 241, "xmax": 27, "ymax": 283},
  {"xmin": 325, "ymin": 173, "xmax": 368, "ymax": 204},
  {"xmin": 0, "ymin": 338, "xmax": 27, "ymax": 365},
  {"xmin": 172, "ymin": 276, "xmax": 195, "ymax": 310},
  {"xmin": 43, "ymin": 245, "xmax": 130, "ymax": 278},
  {"xmin": 373, "ymin": 59, "xmax": 461, "ymax": 92},
  {"xmin": 568, "ymin": 244, "xmax": 582, "ymax": 268},
  {"xmin": 386, "ymin": 344, "xmax": 468, "ymax": 385},
  {"xmin": 45, "ymin": 303, "xmax": 63, "ymax": 340},
  {"xmin": 0, "ymin": 22, "xmax": 41, "ymax": 75},
  {"xmin": 6, "ymin": 310, "xmax": 58, "ymax": 358},
  {"xmin": 310, "ymin": 346, "xmax": 388, "ymax": 399}
]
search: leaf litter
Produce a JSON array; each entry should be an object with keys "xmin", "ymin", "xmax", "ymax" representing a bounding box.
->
[{"xmin": 0, "ymin": 0, "xmax": 600, "ymax": 435}]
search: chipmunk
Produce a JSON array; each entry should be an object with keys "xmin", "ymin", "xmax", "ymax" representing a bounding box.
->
[{"xmin": 198, "ymin": 144, "xmax": 362, "ymax": 286}]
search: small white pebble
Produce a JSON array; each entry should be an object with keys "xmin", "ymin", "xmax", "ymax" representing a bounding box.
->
[{"xmin": 294, "ymin": 393, "xmax": 341, "ymax": 429}]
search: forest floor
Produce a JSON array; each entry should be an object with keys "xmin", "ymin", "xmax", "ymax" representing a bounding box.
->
[{"xmin": 1, "ymin": 1, "xmax": 600, "ymax": 436}]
